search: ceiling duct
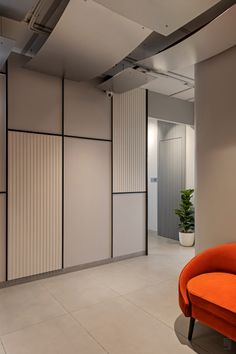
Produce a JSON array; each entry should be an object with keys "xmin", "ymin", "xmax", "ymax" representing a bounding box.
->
[
  {"xmin": 99, "ymin": 3, "xmax": 236, "ymax": 94},
  {"xmin": 139, "ymin": 4, "xmax": 236, "ymax": 73},
  {"xmin": 22, "ymin": 0, "xmax": 70, "ymax": 56},
  {"xmin": 25, "ymin": 0, "xmax": 152, "ymax": 81}
]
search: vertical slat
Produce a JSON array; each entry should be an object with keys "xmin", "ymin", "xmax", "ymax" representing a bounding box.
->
[
  {"xmin": 0, "ymin": 74, "xmax": 6, "ymax": 192},
  {"xmin": 113, "ymin": 88, "xmax": 146, "ymax": 193},
  {"xmin": 8, "ymin": 132, "xmax": 62, "ymax": 280},
  {"xmin": 0, "ymin": 195, "xmax": 6, "ymax": 282}
]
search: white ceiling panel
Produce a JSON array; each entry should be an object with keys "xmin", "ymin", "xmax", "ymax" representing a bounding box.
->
[
  {"xmin": 171, "ymin": 65, "xmax": 194, "ymax": 79},
  {"xmin": 26, "ymin": 0, "xmax": 151, "ymax": 81},
  {"xmin": 172, "ymin": 88, "xmax": 195, "ymax": 101},
  {"xmin": 142, "ymin": 75, "xmax": 191, "ymax": 96},
  {"xmin": 139, "ymin": 5, "xmax": 236, "ymax": 72},
  {"xmin": 99, "ymin": 68, "xmax": 155, "ymax": 93},
  {"xmin": 93, "ymin": 0, "xmax": 220, "ymax": 35}
]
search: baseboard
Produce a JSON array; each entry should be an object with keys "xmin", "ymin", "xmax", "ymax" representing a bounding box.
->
[{"xmin": 0, "ymin": 250, "xmax": 146, "ymax": 288}]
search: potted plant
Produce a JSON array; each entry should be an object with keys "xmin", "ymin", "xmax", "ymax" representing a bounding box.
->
[{"xmin": 175, "ymin": 189, "xmax": 195, "ymax": 247}]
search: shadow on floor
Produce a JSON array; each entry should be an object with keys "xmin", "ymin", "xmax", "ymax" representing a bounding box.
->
[{"xmin": 174, "ymin": 315, "xmax": 236, "ymax": 354}]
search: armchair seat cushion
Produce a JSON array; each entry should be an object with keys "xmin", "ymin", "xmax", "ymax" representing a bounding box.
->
[{"xmin": 187, "ymin": 272, "xmax": 236, "ymax": 325}]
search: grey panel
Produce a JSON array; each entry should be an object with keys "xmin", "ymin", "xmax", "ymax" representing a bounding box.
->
[
  {"xmin": 98, "ymin": 68, "xmax": 155, "ymax": 93},
  {"xmin": 0, "ymin": 195, "xmax": 6, "ymax": 282},
  {"xmin": 0, "ymin": 75, "xmax": 6, "ymax": 192},
  {"xmin": 64, "ymin": 138, "xmax": 111, "ymax": 267},
  {"xmin": 113, "ymin": 193, "xmax": 146, "ymax": 257},
  {"xmin": 8, "ymin": 54, "xmax": 62, "ymax": 134},
  {"xmin": 148, "ymin": 91, "xmax": 194, "ymax": 125},
  {"xmin": 26, "ymin": 0, "xmax": 151, "ymax": 81},
  {"xmin": 195, "ymin": 45, "xmax": 236, "ymax": 253},
  {"xmin": 158, "ymin": 122, "xmax": 185, "ymax": 240},
  {"xmin": 64, "ymin": 80, "xmax": 111, "ymax": 139}
]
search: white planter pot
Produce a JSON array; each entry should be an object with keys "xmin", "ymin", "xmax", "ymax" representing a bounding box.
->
[{"xmin": 179, "ymin": 232, "xmax": 195, "ymax": 247}]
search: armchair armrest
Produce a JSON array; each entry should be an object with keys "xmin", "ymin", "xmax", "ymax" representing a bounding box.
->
[{"xmin": 179, "ymin": 243, "xmax": 236, "ymax": 316}]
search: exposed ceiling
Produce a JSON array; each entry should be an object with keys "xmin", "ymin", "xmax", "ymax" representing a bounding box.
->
[
  {"xmin": 139, "ymin": 4, "xmax": 236, "ymax": 72},
  {"xmin": 93, "ymin": 0, "xmax": 220, "ymax": 36},
  {"xmin": 25, "ymin": 0, "xmax": 152, "ymax": 81},
  {"xmin": 0, "ymin": 0, "xmax": 37, "ymax": 21},
  {"xmin": 0, "ymin": 0, "xmax": 235, "ymax": 103},
  {"xmin": 142, "ymin": 66, "xmax": 195, "ymax": 102}
]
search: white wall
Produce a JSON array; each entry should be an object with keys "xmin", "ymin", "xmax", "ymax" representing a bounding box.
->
[
  {"xmin": 148, "ymin": 118, "xmax": 158, "ymax": 231},
  {"xmin": 195, "ymin": 45, "xmax": 236, "ymax": 253},
  {"xmin": 185, "ymin": 125, "xmax": 195, "ymax": 189}
]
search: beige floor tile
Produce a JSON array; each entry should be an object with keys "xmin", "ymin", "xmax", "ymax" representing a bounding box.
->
[
  {"xmin": 2, "ymin": 314, "xmax": 106, "ymax": 354},
  {"xmin": 124, "ymin": 278, "xmax": 181, "ymax": 328},
  {"xmin": 73, "ymin": 296, "xmax": 194, "ymax": 354},
  {"xmin": 91, "ymin": 267, "xmax": 156, "ymax": 295},
  {"xmin": 42, "ymin": 274, "xmax": 119, "ymax": 312},
  {"xmin": 0, "ymin": 283, "xmax": 66, "ymax": 335}
]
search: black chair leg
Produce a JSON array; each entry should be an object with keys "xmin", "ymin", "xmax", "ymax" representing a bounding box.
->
[{"xmin": 188, "ymin": 317, "xmax": 195, "ymax": 341}]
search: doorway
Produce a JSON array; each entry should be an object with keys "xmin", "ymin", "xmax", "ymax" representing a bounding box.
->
[{"xmin": 148, "ymin": 118, "xmax": 195, "ymax": 250}]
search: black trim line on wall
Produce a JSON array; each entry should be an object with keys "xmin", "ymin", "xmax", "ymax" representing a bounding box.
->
[
  {"xmin": 112, "ymin": 191, "xmax": 147, "ymax": 195},
  {"xmin": 111, "ymin": 96, "xmax": 114, "ymax": 258},
  {"xmin": 8, "ymin": 129, "xmax": 62, "ymax": 137},
  {"xmin": 145, "ymin": 89, "xmax": 148, "ymax": 256},
  {"xmin": 0, "ymin": 192, "xmax": 6, "ymax": 194},
  {"xmin": 62, "ymin": 77, "xmax": 65, "ymax": 269},
  {"xmin": 7, "ymin": 129, "xmax": 112, "ymax": 143},
  {"xmin": 64, "ymin": 134, "xmax": 112, "ymax": 142},
  {"xmin": 6, "ymin": 60, "xmax": 8, "ymax": 281}
]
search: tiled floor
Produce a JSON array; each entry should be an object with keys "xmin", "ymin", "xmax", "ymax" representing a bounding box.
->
[{"xmin": 0, "ymin": 233, "xmax": 235, "ymax": 354}]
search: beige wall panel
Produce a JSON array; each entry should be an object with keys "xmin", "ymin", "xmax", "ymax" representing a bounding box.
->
[
  {"xmin": 113, "ymin": 193, "xmax": 146, "ymax": 257},
  {"xmin": 8, "ymin": 132, "xmax": 62, "ymax": 280},
  {"xmin": 113, "ymin": 88, "xmax": 146, "ymax": 193},
  {"xmin": 195, "ymin": 45, "xmax": 236, "ymax": 253},
  {"xmin": 64, "ymin": 137, "xmax": 111, "ymax": 267},
  {"xmin": 0, "ymin": 195, "xmax": 6, "ymax": 282},
  {"xmin": 0, "ymin": 74, "xmax": 6, "ymax": 192},
  {"xmin": 8, "ymin": 54, "xmax": 62, "ymax": 134},
  {"xmin": 64, "ymin": 80, "xmax": 111, "ymax": 139}
]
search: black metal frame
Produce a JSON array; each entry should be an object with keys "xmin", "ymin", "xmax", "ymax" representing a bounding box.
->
[
  {"xmin": 5, "ymin": 61, "xmax": 8, "ymax": 281},
  {"xmin": 145, "ymin": 89, "xmax": 148, "ymax": 255},
  {"xmin": 111, "ymin": 96, "xmax": 113, "ymax": 258},
  {"xmin": 62, "ymin": 77, "xmax": 65, "ymax": 268},
  {"xmin": 188, "ymin": 317, "xmax": 195, "ymax": 341}
]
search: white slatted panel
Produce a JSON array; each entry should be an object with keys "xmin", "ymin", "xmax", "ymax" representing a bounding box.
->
[
  {"xmin": 0, "ymin": 195, "xmax": 6, "ymax": 282},
  {"xmin": 113, "ymin": 89, "xmax": 146, "ymax": 193},
  {"xmin": 8, "ymin": 132, "xmax": 62, "ymax": 280},
  {"xmin": 0, "ymin": 74, "xmax": 6, "ymax": 192}
]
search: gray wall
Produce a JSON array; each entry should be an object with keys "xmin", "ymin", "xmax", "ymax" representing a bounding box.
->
[
  {"xmin": 148, "ymin": 91, "xmax": 194, "ymax": 125},
  {"xmin": 195, "ymin": 45, "xmax": 236, "ymax": 253}
]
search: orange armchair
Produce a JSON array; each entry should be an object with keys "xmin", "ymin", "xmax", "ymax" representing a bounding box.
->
[{"xmin": 179, "ymin": 243, "xmax": 236, "ymax": 341}]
